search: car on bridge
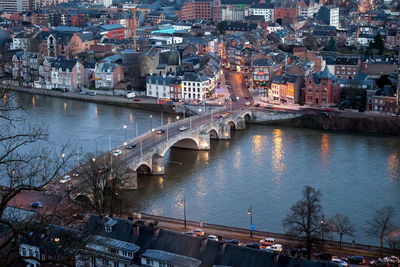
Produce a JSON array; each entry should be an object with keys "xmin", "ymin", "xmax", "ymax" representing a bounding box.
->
[
  {"xmin": 126, "ymin": 143, "xmax": 136, "ymax": 149},
  {"xmin": 194, "ymin": 229, "xmax": 204, "ymax": 236},
  {"xmin": 179, "ymin": 126, "xmax": 188, "ymax": 131},
  {"xmin": 113, "ymin": 150, "xmax": 122, "ymax": 157},
  {"xmin": 245, "ymin": 101, "xmax": 250, "ymax": 106},
  {"xmin": 60, "ymin": 175, "xmax": 71, "ymax": 184},
  {"xmin": 31, "ymin": 202, "xmax": 43, "ymax": 208},
  {"xmin": 214, "ymin": 114, "xmax": 222, "ymax": 119},
  {"xmin": 207, "ymin": 234, "xmax": 219, "ymax": 241},
  {"xmin": 72, "ymin": 169, "xmax": 82, "ymax": 177},
  {"xmin": 155, "ymin": 129, "xmax": 165, "ymax": 134}
]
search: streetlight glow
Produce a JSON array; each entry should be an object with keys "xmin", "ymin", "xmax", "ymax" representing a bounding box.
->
[
  {"xmin": 92, "ymin": 158, "xmax": 96, "ymax": 162},
  {"xmin": 61, "ymin": 153, "xmax": 65, "ymax": 158}
]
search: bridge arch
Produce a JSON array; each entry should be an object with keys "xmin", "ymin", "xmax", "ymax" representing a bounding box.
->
[
  {"xmin": 136, "ymin": 163, "xmax": 152, "ymax": 174},
  {"xmin": 227, "ymin": 121, "xmax": 236, "ymax": 129},
  {"xmin": 159, "ymin": 137, "xmax": 200, "ymax": 157},
  {"xmin": 209, "ymin": 129, "xmax": 218, "ymax": 139}
]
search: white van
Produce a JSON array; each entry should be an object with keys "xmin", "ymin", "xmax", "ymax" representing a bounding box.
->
[
  {"xmin": 267, "ymin": 244, "xmax": 282, "ymax": 252},
  {"xmin": 260, "ymin": 238, "xmax": 275, "ymax": 246}
]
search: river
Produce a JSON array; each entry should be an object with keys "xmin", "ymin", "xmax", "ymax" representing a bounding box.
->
[{"xmin": 5, "ymin": 91, "xmax": 400, "ymax": 246}]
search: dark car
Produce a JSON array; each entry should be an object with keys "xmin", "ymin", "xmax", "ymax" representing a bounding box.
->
[
  {"xmin": 126, "ymin": 143, "xmax": 136, "ymax": 149},
  {"xmin": 31, "ymin": 202, "xmax": 43, "ymax": 208},
  {"xmin": 225, "ymin": 239, "xmax": 241, "ymax": 245},
  {"xmin": 254, "ymin": 103, "xmax": 260, "ymax": 107},
  {"xmin": 133, "ymin": 98, "xmax": 142, "ymax": 102},
  {"xmin": 245, "ymin": 243, "xmax": 261, "ymax": 249},
  {"xmin": 155, "ymin": 129, "xmax": 165, "ymax": 134},
  {"xmin": 316, "ymin": 252, "xmax": 332, "ymax": 261},
  {"xmin": 347, "ymin": 255, "xmax": 365, "ymax": 264},
  {"xmin": 244, "ymin": 95, "xmax": 250, "ymax": 99}
]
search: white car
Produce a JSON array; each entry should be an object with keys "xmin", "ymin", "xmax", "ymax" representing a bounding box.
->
[
  {"xmin": 113, "ymin": 150, "xmax": 122, "ymax": 157},
  {"xmin": 266, "ymin": 244, "xmax": 282, "ymax": 252},
  {"xmin": 60, "ymin": 175, "xmax": 71, "ymax": 184},
  {"xmin": 332, "ymin": 258, "xmax": 348, "ymax": 267},
  {"xmin": 208, "ymin": 234, "xmax": 219, "ymax": 241},
  {"xmin": 179, "ymin": 126, "xmax": 189, "ymax": 131},
  {"xmin": 245, "ymin": 101, "xmax": 250, "ymax": 106}
]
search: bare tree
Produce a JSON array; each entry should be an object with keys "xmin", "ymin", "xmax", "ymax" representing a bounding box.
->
[
  {"xmin": 327, "ymin": 213, "xmax": 355, "ymax": 248},
  {"xmin": 283, "ymin": 185, "xmax": 324, "ymax": 259},
  {"xmin": 77, "ymin": 151, "xmax": 128, "ymax": 216},
  {"xmin": 0, "ymin": 89, "xmax": 76, "ymax": 265},
  {"xmin": 365, "ymin": 206, "xmax": 396, "ymax": 249}
]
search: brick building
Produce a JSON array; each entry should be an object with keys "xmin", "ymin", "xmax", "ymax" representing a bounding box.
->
[
  {"xmin": 177, "ymin": 0, "xmax": 212, "ymax": 22},
  {"xmin": 305, "ymin": 66, "xmax": 340, "ymax": 106},
  {"xmin": 334, "ymin": 56, "xmax": 361, "ymax": 79},
  {"xmin": 273, "ymin": 0, "xmax": 298, "ymax": 23}
]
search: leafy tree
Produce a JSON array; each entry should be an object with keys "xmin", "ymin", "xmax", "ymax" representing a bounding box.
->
[
  {"xmin": 373, "ymin": 32, "xmax": 384, "ymax": 55},
  {"xmin": 283, "ymin": 185, "xmax": 324, "ymax": 259},
  {"xmin": 365, "ymin": 206, "xmax": 396, "ymax": 249},
  {"xmin": 327, "ymin": 213, "xmax": 355, "ymax": 248},
  {"xmin": 303, "ymin": 34, "xmax": 318, "ymax": 51},
  {"xmin": 325, "ymin": 37, "xmax": 337, "ymax": 51}
]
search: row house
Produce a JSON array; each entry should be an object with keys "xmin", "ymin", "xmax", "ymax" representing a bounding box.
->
[
  {"xmin": 182, "ymin": 72, "xmax": 211, "ymax": 101},
  {"xmin": 334, "ymin": 56, "xmax": 361, "ymax": 79},
  {"xmin": 176, "ymin": 0, "xmax": 212, "ymax": 22},
  {"xmin": 10, "ymin": 32, "xmax": 34, "ymax": 50},
  {"xmin": 50, "ymin": 56, "xmax": 85, "ymax": 90},
  {"xmin": 249, "ymin": 3, "xmax": 274, "ymax": 22},
  {"xmin": 273, "ymin": 0, "xmax": 298, "ymax": 23},
  {"xmin": 368, "ymin": 86, "xmax": 396, "ymax": 113},
  {"xmin": 385, "ymin": 29, "xmax": 400, "ymax": 50},
  {"xmin": 146, "ymin": 12, "xmax": 165, "ymax": 26},
  {"xmin": 146, "ymin": 75, "xmax": 174, "ymax": 99},
  {"xmin": 305, "ymin": 66, "xmax": 340, "ymax": 106},
  {"xmin": 61, "ymin": 10, "xmax": 88, "ymax": 27},
  {"xmin": 252, "ymin": 58, "xmax": 276, "ymax": 89},
  {"xmin": 12, "ymin": 51, "xmax": 42, "ymax": 85},
  {"xmin": 94, "ymin": 62, "xmax": 124, "ymax": 89},
  {"xmin": 269, "ymin": 75, "xmax": 302, "ymax": 104},
  {"xmin": 38, "ymin": 56, "xmax": 57, "ymax": 89}
]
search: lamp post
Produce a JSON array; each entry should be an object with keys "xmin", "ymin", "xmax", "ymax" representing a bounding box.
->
[
  {"xmin": 150, "ymin": 114, "xmax": 154, "ymax": 151},
  {"xmin": 198, "ymin": 108, "xmax": 202, "ymax": 124},
  {"xmin": 248, "ymin": 205, "xmax": 253, "ymax": 238},
  {"xmin": 180, "ymin": 195, "xmax": 187, "ymax": 229},
  {"xmin": 123, "ymin": 125, "xmax": 127, "ymax": 144},
  {"xmin": 320, "ymin": 219, "xmax": 325, "ymax": 253}
]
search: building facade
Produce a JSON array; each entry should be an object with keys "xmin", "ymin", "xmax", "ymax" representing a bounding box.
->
[{"xmin": 305, "ymin": 67, "xmax": 339, "ymax": 105}]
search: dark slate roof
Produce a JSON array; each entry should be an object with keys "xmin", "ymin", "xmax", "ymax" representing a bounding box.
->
[
  {"xmin": 35, "ymin": 31, "xmax": 51, "ymax": 41},
  {"xmin": 147, "ymin": 75, "xmax": 175, "ymax": 85},
  {"xmin": 336, "ymin": 56, "xmax": 359, "ymax": 65},
  {"xmin": 221, "ymin": 21, "xmax": 258, "ymax": 31},
  {"xmin": 183, "ymin": 72, "xmax": 209, "ymax": 82},
  {"xmin": 49, "ymin": 31, "xmax": 75, "ymax": 45},
  {"xmin": 375, "ymin": 85, "xmax": 395, "ymax": 97},
  {"xmin": 317, "ymin": 66, "xmax": 335, "ymax": 80},
  {"xmin": 51, "ymin": 56, "xmax": 77, "ymax": 71},
  {"xmin": 141, "ymin": 249, "xmax": 201, "ymax": 267},
  {"xmin": 250, "ymin": 3, "xmax": 274, "ymax": 9},
  {"xmin": 52, "ymin": 26, "xmax": 83, "ymax": 32},
  {"xmin": 99, "ymin": 24, "xmax": 124, "ymax": 31},
  {"xmin": 220, "ymin": 0, "xmax": 259, "ymax": 4},
  {"xmin": 77, "ymin": 31, "xmax": 95, "ymax": 42},
  {"xmin": 159, "ymin": 50, "xmax": 180, "ymax": 66},
  {"xmin": 253, "ymin": 58, "xmax": 274, "ymax": 67}
]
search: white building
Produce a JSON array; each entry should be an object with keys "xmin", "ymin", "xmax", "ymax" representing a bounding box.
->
[
  {"xmin": 0, "ymin": 0, "xmax": 29, "ymax": 12},
  {"xmin": 10, "ymin": 32, "xmax": 32, "ymax": 50},
  {"xmin": 249, "ymin": 3, "xmax": 274, "ymax": 22},
  {"xmin": 182, "ymin": 72, "xmax": 211, "ymax": 101},
  {"xmin": 103, "ymin": 0, "xmax": 113, "ymax": 8},
  {"xmin": 146, "ymin": 75, "xmax": 174, "ymax": 99}
]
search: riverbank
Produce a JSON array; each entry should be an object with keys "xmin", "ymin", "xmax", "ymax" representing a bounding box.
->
[
  {"xmin": 252, "ymin": 110, "xmax": 400, "ymax": 136},
  {"xmin": 2, "ymin": 85, "xmax": 181, "ymax": 114}
]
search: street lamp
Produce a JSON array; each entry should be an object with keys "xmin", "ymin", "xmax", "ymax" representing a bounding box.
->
[
  {"xmin": 150, "ymin": 115, "xmax": 154, "ymax": 151},
  {"xmin": 123, "ymin": 125, "xmax": 127, "ymax": 144},
  {"xmin": 320, "ymin": 219, "xmax": 325, "ymax": 253},
  {"xmin": 180, "ymin": 195, "xmax": 187, "ymax": 229},
  {"xmin": 198, "ymin": 108, "xmax": 202, "ymax": 124},
  {"xmin": 92, "ymin": 158, "xmax": 96, "ymax": 162},
  {"xmin": 248, "ymin": 205, "xmax": 253, "ymax": 238}
]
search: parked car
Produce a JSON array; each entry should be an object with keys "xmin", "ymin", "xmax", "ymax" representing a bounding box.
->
[
  {"xmin": 113, "ymin": 150, "xmax": 122, "ymax": 157},
  {"xmin": 194, "ymin": 229, "xmax": 204, "ymax": 236},
  {"xmin": 179, "ymin": 126, "xmax": 188, "ymax": 131},
  {"xmin": 72, "ymin": 169, "xmax": 82, "ymax": 177},
  {"xmin": 266, "ymin": 244, "xmax": 282, "ymax": 253},
  {"xmin": 260, "ymin": 238, "xmax": 275, "ymax": 246},
  {"xmin": 88, "ymin": 91, "xmax": 96, "ymax": 96},
  {"xmin": 214, "ymin": 114, "xmax": 222, "ymax": 119},
  {"xmin": 207, "ymin": 235, "xmax": 219, "ymax": 241},
  {"xmin": 60, "ymin": 175, "xmax": 71, "ymax": 184},
  {"xmin": 245, "ymin": 101, "xmax": 250, "ymax": 106},
  {"xmin": 133, "ymin": 98, "xmax": 142, "ymax": 102},
  {"xmin": 244, "ymin": 95, "xmax": 250, "ymax": 99},
  {"xmin": 225, "ymin": 81, "xmax": 230, "ymax": 85},
  {"xmin": 225, "ymin": 239, "xmax": 244, "ymax": 246},
  {"xmin": 245, "ymin": 243, "xmax": 261, "ymax": 249},
  {"xmin": 126, "ymin": 143, "xmax": 136, "ymax": 149},
  {"xmin": 370, "ymin": 258, "xmax": 388, "ymax": 266},
  {"xmin": 254, "ymin": 103, "xmax": 260, "ymax": 107},
  {"xmin": 347, "ymin": 255, "xmax": 365, "ymax": 264},
  {"xmin": 384, "ymin": 256, "xmax": 399, "ymax": 264},
  {"xmin": 31, "ymin": 202, "xmax": 43, "ymax": 208},
  {"xmin": 156, "ymin": 129, "xmax": 165, "ymax": 134},
  {"xmin": 332, "ymin": 258, "xmax": 348, "ymax": 267},
  {"xmin": 183, "ymin": 231, "xmax": 195, "ymax": 236}
]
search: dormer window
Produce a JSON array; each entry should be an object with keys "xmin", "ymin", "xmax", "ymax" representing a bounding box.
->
[{"xmin": 105, "ymin": 225, "xmax": 112, "ymax": 232}]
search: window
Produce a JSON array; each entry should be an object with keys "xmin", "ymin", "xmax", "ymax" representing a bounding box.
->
[
  {"xmin": 146, "ymin": 258, "xmax": 154, "ymax": 265},
  {"xmin": 109, "ymin": 248, "xmax": 117, "ymax": 254},
  {"xmin": 22, "ymin": 248, "xmax": 26, "ymax": 256},
  {"xmin": 114, "ymin": 262, "xmax": 118, "ymax": 267},
  {"xmin": 105, "ymin": 225, "xmax": 112, "ymax": 232},
  {"xmin": 127, "ymin": 252, "xmax": 133, "ymax": 257},
  {"xmin": 122, "ymin": 251, "xmax": 127, "ymax": 256},
  {"xmin": 102, "ymin": 258, "xmax": 109, "ymax": 266}
]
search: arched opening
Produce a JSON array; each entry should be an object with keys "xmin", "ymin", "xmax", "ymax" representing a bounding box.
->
[
  {"xmin": 227, "ymin": 121, "xmax": 236, "ymax": 130},
  {"xmin": 244, "ymin": 114, "xmax": 251, "ymax": 123},
  {"xmin": 136, "ymin": 164, "xmax": 151, "ymax": 174},
  {"xmin": 170, "ymin": 138, "xmax": 199, "ymax": 152},
  {"xmin": 209, "ymin": 129, "xmax": 218, "ymax": 139},
  {"xmin": 75, "ymin": 194, "xmax": 92, "ymax": 207}
]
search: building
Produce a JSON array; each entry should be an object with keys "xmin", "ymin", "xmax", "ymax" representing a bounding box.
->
[
  {"xmin": 334, "ymin": 56, "xmax": 361, "ymax": 79},
  {"xmin": 305, "ymin": 66, "xmax": 340, "ymax": 105},
  {"xmin": 317, "ymin": 6, "xmax": 339, "ymax": 28},
  {"xmin": 146, "ymin": 12, "xmax": 165, "ymax": 26},
  {"xmin": 10, "ymin": 32, "xmax": 34, "ymax": 50},
  {"xmin": 94, "ymin": 62, "xmax": 124, "ymax": 89},
  {"xmin": 140, "ymin": 249, "xmax": 201, "ymax": 267},
  {"xmin": 273, "ymin": 0, "xmax": 298, "ymax": 23},
  {"xmin": 177, "ymin": 0, "xmax": 212, "ymax": 22},
  {"xmin": 50, "ymin": 56, "xmax": 85, "ymax": 90},
  {"xmin": 182, "ymin": 72, "xmax": 211, "ymax": 101},
  {"xmin": 12, "ymin": 51, "xmax": 42, "ymax": 85},
  {"xmin": 370, "ymin": 86, "xmax": 396, "ymax": 113},
  {"xmin": 146, "ymin": 75, "xmax": 175, "ymax": 99},
  {"xmin": 249, "ymin": 3, "xmax": 274, "ymax": 22},
  {"xmin": 99, "ymin": 24, "xmax": 126, "ymax": 40},
  {"xmin": 0, "ymin": 0, "xmax": 29, "ymax": 13}
]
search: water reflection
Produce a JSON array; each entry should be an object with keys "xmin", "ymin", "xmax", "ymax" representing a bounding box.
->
[
  {"xmin": 95, "ymin": 106, "xmax": 98, "ymax": 117},
  {"xmin": 32, "ymin": 96, "xmax": 36, "ymax": 107},
  {"xmin": 388, "ymin": 153, "xmax": 399, "ymax": 180},
  {"xmin": 272, "ymin": 129, "xmax": 286, "ymax": 175},
  {"xmin": 321, "ymin": 133, "xmax": 330, "ymax": 167},
  {"xmin": 234, "ymin": 146, "xmax": 241, "ymax": 169},
  {"xmin": 63, "ymin": 102, "xmax": 67, "ymax": 111}
]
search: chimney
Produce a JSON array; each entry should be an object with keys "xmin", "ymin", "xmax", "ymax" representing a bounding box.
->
[{"xmin": 132, "ymin": 222, "xmax": 140, "ymax": 236}]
